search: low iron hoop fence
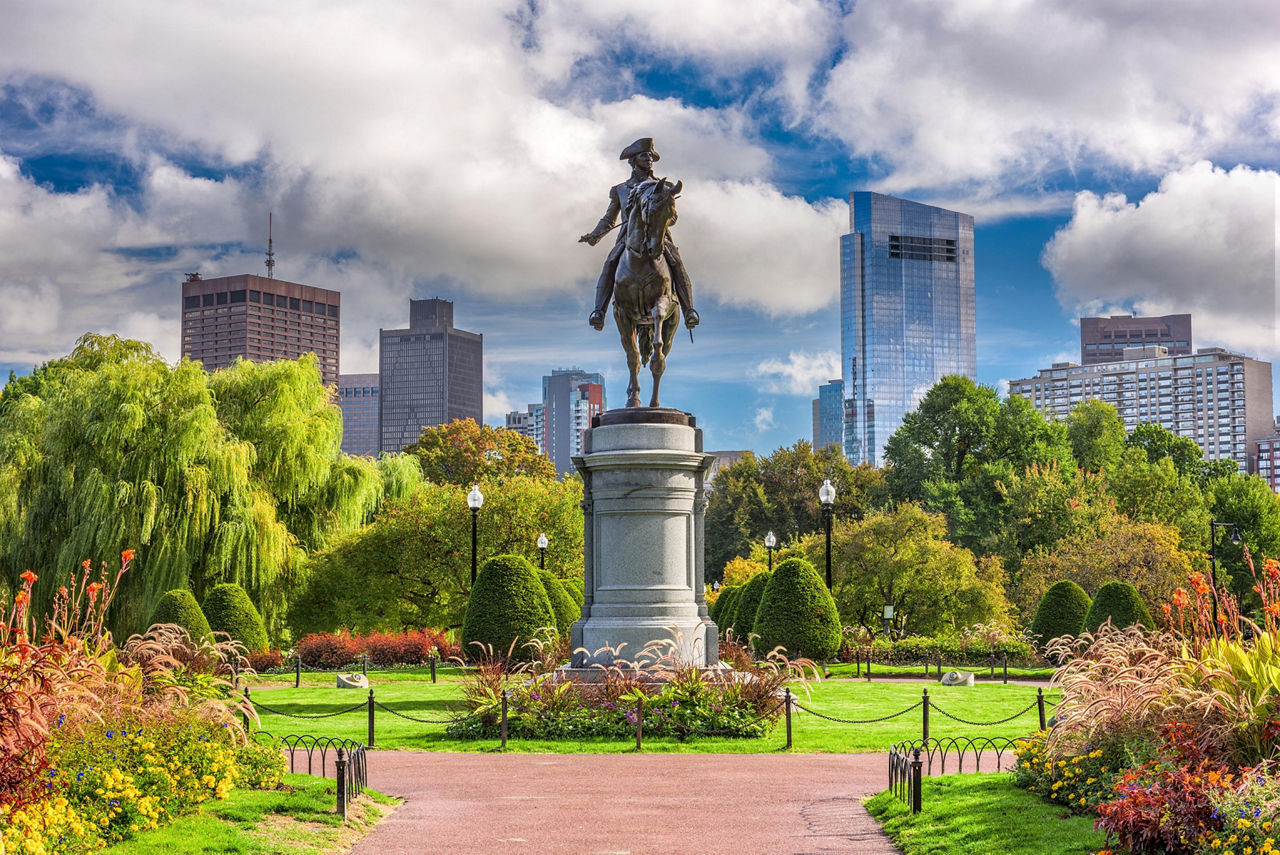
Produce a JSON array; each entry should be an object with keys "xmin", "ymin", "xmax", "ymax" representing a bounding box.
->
[{"xmin": 254, "ymin": 731, "xmax": 368, "ymax": 821}]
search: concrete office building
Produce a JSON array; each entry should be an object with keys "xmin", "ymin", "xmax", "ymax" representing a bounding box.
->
[
  {"xmin": 812, "ymin": 379, "xmax": 843, "ymax": 451},
  {"xmin": 541, "ymin": 369, "xmax": 606, "ymax": 475},
  {"xmin": 378, "ymin": 298, "xmax": 482, "ymax": 454},
  {"xmin": 1080, "ymin": 314, "xmax": 1192, "ymax": 365},
  {"xmin": 180, "ymin": 273, "xmax": 341, "ymax": 385},
  {"xmin": 337, "ymin": 373, "xmax": 380, "ymax": 457},
  {"xmin": 840, "ymin": 192, "xmax": 975, "ymax": 466},
  {"xmin": 1009, "ymin": 346, "xmax": 1273, "ymax": 472}
]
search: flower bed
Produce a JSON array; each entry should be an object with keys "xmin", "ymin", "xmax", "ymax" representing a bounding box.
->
[{"xmin": 0, "ymin": 555, "xmax": 287, "ymax": 853}]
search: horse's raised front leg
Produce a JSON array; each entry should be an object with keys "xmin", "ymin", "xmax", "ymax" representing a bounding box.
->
[
  {"xmin": 619, "ymin": 319, "xmax": 642, "ymax": 408},
  {"xmin": 647, "ymin": 302, "xmax": 666, "ymax": 408}
]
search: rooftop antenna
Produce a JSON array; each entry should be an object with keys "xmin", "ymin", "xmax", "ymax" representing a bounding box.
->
[{"xmin": 265, "ymin": 212, "xmax": 276, "ymax": 279}]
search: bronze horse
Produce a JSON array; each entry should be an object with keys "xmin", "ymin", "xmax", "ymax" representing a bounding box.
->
[{"xmin": 613, "ymin": 178, "xmax": 682, "ymax": 408}]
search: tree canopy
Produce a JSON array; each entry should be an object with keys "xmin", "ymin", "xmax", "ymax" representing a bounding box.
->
[{"xmin": 403, "ymin": 419, "xmax": 556, "ymax": 485}]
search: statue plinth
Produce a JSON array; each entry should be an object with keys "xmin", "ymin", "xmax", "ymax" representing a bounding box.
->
[{"xmin": 569, "ymin": 409, "xmax": 718, "ymax": 667}]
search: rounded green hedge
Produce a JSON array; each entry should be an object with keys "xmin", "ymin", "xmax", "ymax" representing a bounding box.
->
[
  {"xmin": 461, "ymin": 554, "xmax": 556, "ymax": 662},
  {"xmin": 1030, "ymin": 580, "xmax": 1092, "ymax": 646},
  {"xmin": 201, "ymin": 583, "xmax": 268, "ymax": 653},
  {"xmin": 752, "ymin": 557, "xmax": 840, "ymax": 660},
  {"xmin": 539, "ymin": 570, "xmax": 579, "ymax": 635},
  {"xmin": 562, "ymin": 575, "xmax": 585, "ymax": 607},
  {"xmin": 729, "ymin": 572, "xmax": 770, "ymax": 642},
  {"xmin": 149, "ymin": 589, "xmax": 213, "ymax": 639},
  {"xmin": 713, "ymin": 585, "xmax": 740, "ymax": 633},
  {"xmin": 1083, "ymin": 580, "xmax": 1154, "ymax": 633}
]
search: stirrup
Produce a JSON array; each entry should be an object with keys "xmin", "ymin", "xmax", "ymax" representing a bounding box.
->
[{"xmin": 683, "ymin": 308, "xmax": 700, "ymax": 329}]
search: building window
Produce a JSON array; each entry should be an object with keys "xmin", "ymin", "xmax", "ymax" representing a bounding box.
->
[
  {"xmin": 328, "ymin": 304, "xmax": 339, "ymax": 317},
  {"xmin": 202, "ymin": 294, "xmax": 215, "ymax": 307},
  {"xmin": 249, "ymin": 290, "xmax": 261, "ymax": 303},
  {"xmin": 216, "ymin": 292, "xmax": 228, "ymax": 305},
  {"xmin": 184, "ymin": 295, "xmax": 200, "ymax": 309},
  {"xmin": 230, "ymin": 290, "xmax": 246, "ymax": 303}
]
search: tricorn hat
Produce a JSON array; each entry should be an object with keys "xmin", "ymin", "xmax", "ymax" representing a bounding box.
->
[{"xmin": 619, "ymin": 137, "xmax": 660, "ymax": 161}]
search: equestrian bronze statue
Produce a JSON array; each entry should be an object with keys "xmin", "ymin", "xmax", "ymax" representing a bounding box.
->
[{"xmin": 580, "ymin": 138, "xmax": 697, "ymax": 408}]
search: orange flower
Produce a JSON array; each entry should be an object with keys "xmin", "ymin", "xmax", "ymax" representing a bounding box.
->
[
  {"xmin": 1268, "ymin": 558, "xmax": 1280, "ymax": 581},
  {"xmin": 86, "ymin": 582, "xmax": 103, "ymax": 602},
  {"xmin": 1266, "ymin": 602, "xmax": 1280, "ymax": 617},
  {"xmin": 19, "ymin": 570, "xmax": 37, "ymax": 585},
  {"xmin": 13, "ymin": 590, "xmax": 29, "ymax": 609},
  {"xmin": 1173, "ymin": 588, "xmax": 1189, "ymax": 609},
  {"xmin": 1161, "ymin": 603, "xmax": 1172, "ymax": 617},
  {"xmin": 81, "ymin": 559, "xmax": 91, "ymax": 570},
  {"xmin": 121, "ymin": 548, "xmax": 136, "ymax": 564},
  {"xmin": 59, "ymin": 586, "xmax": 68, "ymax": 598}
]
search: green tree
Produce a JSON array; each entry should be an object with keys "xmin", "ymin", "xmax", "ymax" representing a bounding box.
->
[
  {"xmin": 1030, "ymin": 580, "xmax": 1091, "ymax": 646},
  {"xmin": 1207, "ymin": 472, "xmax": 1280, "ymax": 611},
  {"xmin": 728, "ymin": 571, "xmax": 770, "ymax": 642},
  {"xmin": 1083, "ymin": 581, "xmax": 1154, "ymax": 633},
  {"xmin": 822, "ymin": 503, "xmax": 1011, "ymax": 637},
  {"xmin": 148, "ymin": 589, "xmax": 213, "ymax": 639},
  {"xmin": 1066, "ymin": 399, "xmax": 1127, "ymax": 473},
  {"xmin": 1126, "ymin": 422, "xmax": 1205, "ymax": 478},
  {"xmin": 539, "ymin": 569, "xmax": 579, "ymax": 635},
  {"xmin": 1107, "ymin": 448, "xmax": 1208, "ymax": 553},
  {"xmin": 403, "ymin": 419, "xmax": 556, "ymax": 485},
  {"xmin": 461, "ymin": 554, "xmax": 555, "ymax": 662},
  {"xmin": 202, "ymin": 583, "xmax": 269, "ymax": 653},
  {"xmin": 289, "ymin": 475, "xmax": 584, "ymax": 635}
]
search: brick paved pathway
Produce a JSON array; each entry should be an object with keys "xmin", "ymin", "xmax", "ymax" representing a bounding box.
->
[{"xmin": 351, "ymin": 752, "xmax": 903, "ymax": 855}]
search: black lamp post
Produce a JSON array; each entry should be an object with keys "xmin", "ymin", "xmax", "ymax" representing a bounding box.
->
[
  {"xmin": 819, "ymin": 478, "xmax": 836, "ymax": 589},
  {"xmin": 1209, "ymin": 519, "xmax": 1241, "ymax": 633},
  {"xmin": 537, "ymin": 532, "xmax": 548, "ymax": 571},
  {"xmin": 764, "ymin": 530, "xmax": 777, "ymax": 573},
  {"xmin": 467, "ymin": 484, "xmax": 484, "ymax": 586}
]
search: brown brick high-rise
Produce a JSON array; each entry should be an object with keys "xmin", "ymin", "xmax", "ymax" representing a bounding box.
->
[{"xmin": 180, "ymin": 274, "xmax": 341, "ymax": 385}]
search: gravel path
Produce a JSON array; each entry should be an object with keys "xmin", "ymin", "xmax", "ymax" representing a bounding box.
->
[{"xmin": 351, "ymin": 752, "xmax": 907, "ymax": 855}]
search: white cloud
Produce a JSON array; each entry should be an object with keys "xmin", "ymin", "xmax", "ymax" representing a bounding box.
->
[
  {"xmin": 754, "ymin": 407, "xmax": 775, "ymax": 432},
  {"xmin": 1043, "ymin": 161, "xmax": 1279, "ymax": 358},
  {"xmin": 751, "ymin": 350, "xmax": 841, "ymax": 396}
]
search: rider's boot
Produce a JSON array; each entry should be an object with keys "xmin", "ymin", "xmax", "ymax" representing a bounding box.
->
[
  {"xmin": 667, "ymin": 245, "xmax": 700, "ymax": 329},
  {"xmin": 589, "ymin": 273, "xmax": 614, "ymax": 331}
]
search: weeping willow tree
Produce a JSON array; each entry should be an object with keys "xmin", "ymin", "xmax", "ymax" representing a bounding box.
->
[{"xmin": 0, "ymin": 334, "xmax": 423, "ymax": 639}]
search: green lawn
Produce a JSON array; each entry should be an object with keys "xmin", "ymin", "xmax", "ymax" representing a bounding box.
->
[
  {"xmin": 248, "ymin": 673, "xmax": 1058, "ymax": 753},
  {"xmin": 865, "ymin": 773, "xmax": 1107, "ymax": 855},
  {"xmin": 824, "ymin": 662, "xmax": 1056, "ymax": 681},
  {"xmin": 103, "ymin": 773, "xmax": 396, "ymax": 855}
]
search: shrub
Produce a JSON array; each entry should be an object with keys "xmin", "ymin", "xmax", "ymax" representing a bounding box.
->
[
  {"xmin": 201, "ymin": 583, "xmax": 269, "ymax": 653},
  {"xmin": 296, "ymin": 629, "xmax": 361, "ymax": 668},
  {"xmin": 729, "ymin": 571, "xmax": 770, "ymax": 641},
  {"xmin": 562, "ymin": 575, "xmax": 585, "ymax": 607},
  {"xmin": 147, "ymin": 589, "xmax": 212, "ymax": 639},
  {"xmin": 752, "ymin": 557, "xmax": 840, "ymax": 660},
  {"xmin": 539, "ymin": 570, "xmax": 579, "ymax": 635},
  {"xmin": 461, "ymin": 554, "xmax": 556, "ymax": 662},
  {"xmin": 1084, "ymin": 580, "xmax": 1153, "ymax": 633},
  {"xmin": 247, "ymin": 648, "xmax": 284, "ymax": 671},
  {"xmin": 1030, "ymin": 579, "xmax": 1092, "ymax": 646},
  {"xmin": 713, "ymin": 585, "xmax": 739, "ymax": 630}
]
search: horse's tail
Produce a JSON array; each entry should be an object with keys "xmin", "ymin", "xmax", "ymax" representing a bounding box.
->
[{"xmin": 639, "ymin": 325, "xmax": 653, "ymax": 367}]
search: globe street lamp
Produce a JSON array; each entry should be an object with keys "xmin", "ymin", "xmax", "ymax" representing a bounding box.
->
[
  {"xmin": 537, "ymin": 532, "xmax": 549, "ymax": 571},
  {"xmin": 764, "ymin": 530, "xmax": 777, "ymax": 573},
  {"xmin": 883, "ymin": 603, "xmax": 895, "ymax": 639},
  {"xmin": 467, "ymin": 484, "xmax": 484, "ymax": 586},
  {"xmin": 819, "ymin": 478, "xmax": 836, "ymax": 589},
  {"xmin": 1209, "ymin": 520, "xmax": 1241, "ymax": 634}
]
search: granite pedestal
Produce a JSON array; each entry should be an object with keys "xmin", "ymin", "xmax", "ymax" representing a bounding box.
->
[{"xmin": 568, "ymin": 408, "xmax": 719, "ymax": 668}]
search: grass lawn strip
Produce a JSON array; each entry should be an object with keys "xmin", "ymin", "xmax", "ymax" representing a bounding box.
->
[
  {"xmin": 248, "ymin": 673, "xmax": 1060, "ymax": 753},
  {"xmin": 102, "ymin": 774, "xmax": 397, "ymax": 855},
  {"xmin": 864, "ymin": 773, "xmax": 1106, "ymax": 855},
  {"xmin": 824, "ymin": 662, "xmax": 1055, "ymax": 680}
]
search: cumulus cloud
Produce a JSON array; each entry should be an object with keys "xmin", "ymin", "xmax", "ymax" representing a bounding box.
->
[
  {"xmin": 751, "ymin": 350, "xmax": 841, "ymax": 396},
  {"xmin": 1043, "ymin": 161, "xmax": 1278, "ymax": 358},
  {"xmin": 754, "ymin": 407, "xmax": 775, "ymax": 432},
  {"xmin": 819, "ymin": 0, "xmax": 1280, "ymax": 195}
]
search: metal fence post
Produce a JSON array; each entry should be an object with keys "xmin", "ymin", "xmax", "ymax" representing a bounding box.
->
[
  {"xmin": 501, "ymin": 690, "xmax": 509, "ymax": 749},
  {"xmin": 295, "ymin": 654, "xmax": 301, "ymax": 689},
  {"xmin": 784, "ymin": 688, "xmax": 792, "ymax": 750},
  {"xmin": 634, "ymin": 696, "xmax": 644, "ymax": 751},
  {"xmin": 1037, "ymin": 687, "xmax": 1047, "ymax": 731},
  {"xmin": 335, "ymin": 748, "xmax": 348, "ymax": 821},
  {"xmin": 367, "ymin": 689, "xmax": 375, "ymax": 748},
  {"xmin": 937, "ymin": 652, "xmax": 943, "ymax": 682},
  {"xmin": 242, "ymin": 687, "xmax": 251, "ymax": 731},
  {"xmin": 1002, "ymin": 652, "xmax": 1008, "ymax": 684},
  {"xmin": 910, "ymin": 747, "xmax": 923, "ymax": 814},
  {"xmin": 921, "ymin": 687, "xmax": 929, "ymax": 742},
  {"xmin": 362, "ymin": 654, "xmax": 368, "ymax": 676},
  {"xmin": 430, "ymin": 652, "xmax": 437, "ymax": 684}
]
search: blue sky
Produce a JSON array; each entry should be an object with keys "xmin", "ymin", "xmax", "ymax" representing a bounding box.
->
[{"xmin": 1, "ymin": 1, "xmax": 1277, "ymax": 454}]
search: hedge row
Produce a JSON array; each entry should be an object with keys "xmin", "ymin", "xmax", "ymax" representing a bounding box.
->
[
  {"xmin": 856, "ymin": 635, "xmax": 1040, "ymax": 666},
  {"xmin": 295, "ymin": 628, "xmax": 462, "ymax": 668}
]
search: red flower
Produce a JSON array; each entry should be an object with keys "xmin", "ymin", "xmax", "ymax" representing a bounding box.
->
[
  {"xmin": 86, "ymin": 582, "xmax": 103, "ymax": 602},
  {"xmin": 121, "ymin": 548, "xmax": 136, "ymax": 564},
  {"xmin": 19, "ymin": 570, "xmax": 37, "ymax": 585}
]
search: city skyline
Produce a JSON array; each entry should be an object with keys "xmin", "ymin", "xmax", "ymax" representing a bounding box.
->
[{"xmin": 0, "ymin": 3, "xmax": 1276, "ymax": 455}]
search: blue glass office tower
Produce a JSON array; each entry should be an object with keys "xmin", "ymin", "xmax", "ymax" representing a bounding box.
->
[{"xmin": 840, "ymin": 193, "xmax": 975, "ymax": 465}]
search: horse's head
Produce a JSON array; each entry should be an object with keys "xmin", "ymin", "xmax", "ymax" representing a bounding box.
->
[{"xmin": 638, "ymin": 178, "xmax": 681, "ymax": 260}]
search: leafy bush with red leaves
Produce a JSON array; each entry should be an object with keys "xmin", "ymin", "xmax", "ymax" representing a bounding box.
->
[
  {"xmin": 295, "ymin": 628, "xmax": 459, "ymax": 668},
  {"xmin": 295, "ymin": 630, "xmax": 361, "ymax": 668},
  {"xmin": 246, "ymin": 648, "xmax": 284, "ymax": 671}
]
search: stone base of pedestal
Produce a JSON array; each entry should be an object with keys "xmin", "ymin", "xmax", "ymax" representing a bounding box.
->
[{"xmin": 570, "ymin": 410, "xmax": 718, "ymax": 668}]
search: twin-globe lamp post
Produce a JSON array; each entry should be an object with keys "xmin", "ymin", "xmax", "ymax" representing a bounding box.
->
[
  {"xmin": 467, "ymin": 484, "xmax": 484, "ymax": 586},
  {"xmin": 764, "ymin": 530, "xmax": 777, "ymax": 572},
  {"xmin": 819, "ymin": 478, "xmax": 836, "ymax": 589},
  {"xmin": 1208, "ymin": 519, "xmax": 1242, "ymax": 633}
]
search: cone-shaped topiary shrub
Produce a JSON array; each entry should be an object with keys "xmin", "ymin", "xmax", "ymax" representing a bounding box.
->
[
  {"xmin": 714, "ymin": 585, "xmax": 740, "ymax": 634},
  {"xmin": 462, "ymin": 554, "xmax": 556, "ymax": 662},
  {"xmin": 149, "ymin": 589, "xmax": 213, "ymax": 639},
  {"xmin": 1030, "ymin": 580, "xmax": 1092, "ymax": 646},
  {"xmin": 729, "ymin": 572, "xmax": 770, "ymax": 642},
  {"xmin": 562, "ymin": 575, "xmax": 585, "ymax": 607},
  {"xmin": 539, "ymin": 570, "xmax": 579, "ymax": 635},
  {"xmin": 1083, "ymin": 580, "xmax": 1154, "ymax": 633},
  {"xmin": 201, "ymin": 583, "xmax": 269, "ymax": 653},
  {"xmin": 752, "ymin": 557, "xmax": 840, "ymax": 659}
]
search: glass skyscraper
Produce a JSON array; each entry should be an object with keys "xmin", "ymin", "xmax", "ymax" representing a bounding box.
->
[{"xmin": 840, "ymin": 192, "xmax": 975, "ymax": 465}]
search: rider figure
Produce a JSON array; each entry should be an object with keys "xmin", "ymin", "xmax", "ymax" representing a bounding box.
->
[{"xmin": 579, "ymin": 138, "xmax": 700, "ymax": 331}]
